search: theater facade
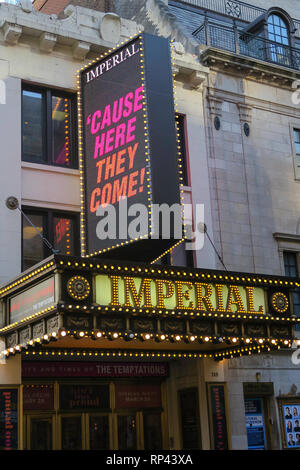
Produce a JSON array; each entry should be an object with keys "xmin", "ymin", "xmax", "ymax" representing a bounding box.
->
[{"xmin": 0, "ymin": 254, "xmax": 299, "ymax": 450}]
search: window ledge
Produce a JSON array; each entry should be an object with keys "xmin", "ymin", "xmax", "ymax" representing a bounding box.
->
[
  {"xmin": 21, "ymin": 161, "xmax": 80, "ymax": 176},
  {"xmin": 273, "ymin": 233, "xmax": 300, "ymax": 243}
]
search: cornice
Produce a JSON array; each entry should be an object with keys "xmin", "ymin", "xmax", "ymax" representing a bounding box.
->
[
  {"xmin": 0, "ymin": 2, "xmax": 140, "ymax": 59},
  {"xmin": 201, "ymin": 46, "xmax": 300, "ymax": 90}
]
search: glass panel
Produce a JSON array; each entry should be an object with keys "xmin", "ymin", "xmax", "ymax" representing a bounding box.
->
[
  {"xmin": 53, "ymin": 216, "xmax": 75, "ymax": 256},
  {"xmin": 179, "ymin": 388, "xmax": 201, "ymax": 449},
  {"xmin": 296, "ymin": 155, "xmax": 300, "ymax": 176},
  {"xmin": 117, "ymin": 415, "xmax": 137, "ymax": 450},
  {"xmin": 61, "ymin": 416, "xmax": 82, "ymax": 450},
  {"xmin": 52, "ymin": 95, "xmax": 72, "ymax": 167},
  {"xmin": 267, "ymin": 14, "xmax": 289, "ymax": 45},
  {"xmin": 294, "ymin": 129, "xmax": 300, "ymax": 142},
  {"xmin": 274, "ymin": 26, "xmax": 281, "ymax": 36},
  {"xmin": 30, "ymin": 418, "xmax": 52, "ymax": 450},
  {"xmin": 284, "ymin": 252, "xmax": 298, "ymax": 277},
  {"xmin": 283, "ymin": 251, "xmax": 300, "ymax": 328},
  {"xmin": 292, "ymin": 291, "xmax": 300, "ymax": 315},
  {"xmin": 89, "ymin": 415, "xmax": 109, "ymax": 450},
  {"xmin": 22, "ymin": 213, "xmax": 45, "ymax": 270},
  {"xmin": 22, "ymin": 90, "xmax": 45, "ymax": 164},
  {"xmin": 295, "ymin": 143, "xmax": 300, "ymax": 155},
  {"xmin": 143, "ymin": 413, "xmax": 162, "ymax": 450}
]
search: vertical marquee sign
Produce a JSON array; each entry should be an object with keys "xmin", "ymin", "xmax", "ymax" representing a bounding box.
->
[
  {"xmin": 208, "ymin": 384, "xmax": 229, "ymax": 450},
  {"xmin": 0, "ymin": 388, "xmax": 19, "ymax": 450},
  {"xmin": 78, "ymin": 33, "xmax": 183, "ymax": 262}
]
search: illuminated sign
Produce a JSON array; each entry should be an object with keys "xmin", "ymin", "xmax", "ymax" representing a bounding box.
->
[
  {"xmin": 0, "ymin": 389, "xmax": 18, "ymax": 450},
  {"xmin": 78, "ymin": 33, "xmax": 182, "ymax": 261},
  {"xmin": 208, "ymin": 384, "xmax": 229, "ymax": 450},
  {"xmin": 95, "ymin": 274, "xmax": 265, "ymax": 314},
  {"xmin": 9, "ymin": 277, "xmax": 55, "ymax": 324}
]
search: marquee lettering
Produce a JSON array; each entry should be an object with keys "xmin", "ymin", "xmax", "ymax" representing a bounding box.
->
[{"xmin": 96, "ymin": 275, "xmax": 265, "ymax": 314}]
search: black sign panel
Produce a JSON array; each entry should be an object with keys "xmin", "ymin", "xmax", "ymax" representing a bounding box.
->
[
  {"xmin": 0, "ymin": 388, "xmax": 18, "ymax": 450},
  {"xmin": 179, "ymin": 388, "xmax": 201, "ymax": 449},
  {"xmin": 208, "ymin": 384, "xmax": 229, "ymax": 450},
  {"xmin": 79, "ymin": 33, "xmax": 182, "ymax": 261},
  {"xmin": 59, "ymin": 384, "xmax": 110, "ymax": 410}
]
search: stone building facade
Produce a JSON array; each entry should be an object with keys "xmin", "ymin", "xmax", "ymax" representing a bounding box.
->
[
  {"xmin": 0, "ymin": 0, "xmax": 299, "ymax": 451},
  {"xmin": 115, "ymin": 0, "xmax": 300, "ymax": 450}
]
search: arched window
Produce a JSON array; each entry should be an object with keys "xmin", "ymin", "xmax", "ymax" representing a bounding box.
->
[
  {"xmin": 267, "ymin": 14, "xmax": 289, "ymax": 45},
  {"xmin": 267, "ymin": 14, "xmax": 291, "ymax": 65}
]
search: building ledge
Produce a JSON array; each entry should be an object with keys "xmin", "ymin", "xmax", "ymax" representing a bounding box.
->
[
  {"xmin": 200, "ymin": 46, "xmax": 300, "ymax": 87},
  {"xmin": 0, "ymin": 2, "xmax": 141, "ymax": 58},
  {"xmin": 274, "ymin": 233, "xmax": 300, "ymax": 243}
]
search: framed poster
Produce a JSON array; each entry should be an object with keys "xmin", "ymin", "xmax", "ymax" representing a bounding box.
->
[
  {"xmin": 0, "ymin": 387, "xmax": 19, "ymax": 450},
  {"xmin": 278, "ymin": 398, "xmax": 300, "ymax": 449}
]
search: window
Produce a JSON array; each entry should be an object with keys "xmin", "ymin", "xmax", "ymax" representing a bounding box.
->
[
  {"xmin": 175, "ymin": 114, "xmax": 190, "ymax": 187},
  {"xmin": 267, "ymin": 14, "xmax": 290, "ymax": 65},
  {"xmin": 293, "ymin": 129, "xmax": 300, "ymax": 178},
  {"xmin": 22, "ymin": 86, "xmax": 77, "ymax": 168},
  {"xmin": 283, "ymin": 252, "xmax": 300, "ymax": 325},
  {"xmin": 267, "ymin": 14, "xmax": 289, "ymax": 45},
  {"xmin": 22, "ymin": 208, "xmax": 79, "ymax": 270}
]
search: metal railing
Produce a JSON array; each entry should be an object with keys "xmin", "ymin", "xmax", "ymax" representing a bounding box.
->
[
  {"xmin": 194, "ymin": 21, "xmax": 300, "ymax": 71},
  {"xmin": 175, "ymin": 0, "xmax": 300, "ymax": 37}
]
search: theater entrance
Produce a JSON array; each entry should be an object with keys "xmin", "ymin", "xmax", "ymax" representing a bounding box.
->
[
  {"xmin": 22, "ymin": 362, "xmax": 168, "ymax": 450},
  {"xmin": 25, "ymin": 409, "xmax": 164, "ymax": 450}
]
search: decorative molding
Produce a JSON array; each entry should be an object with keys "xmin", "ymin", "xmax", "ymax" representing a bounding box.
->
[
  {"xmin": 72, "ymin": 41, "xmax": 91, "ymax": 60},
  {"xmin": 201, "ymin": 47, "xmax": 300, "ymax": 89},
  {"xmin": 189, "ymin": 70, "xmax": 206, "ymax": 90},
  {"xmin": 0, "ymin": 3, "xmax": 139, "ymax": 57},
  {"xmin": 274, "ymin": 233, "xmax": 300, "ymax": 243},
  {"xmin": 39, "ymin": 32, "xmax": 57, "ymax": 53},
  {"xmin": 207, "ymin": 94, "xmax": 223, "ymax": 118},
  {"xmin": 33, "ymin": 321, "xmax": 45, "ymax": 339},
  {"xmin": 99, "ymin": 12, "xmax": 121, "ymax": 43},
  {"xmin": 3, "ymin": 23, "xmax": 22, "ymax": 44},
  {"xmin": 238, "ymin": 103, "xmax": 252, "ymax": 123}
]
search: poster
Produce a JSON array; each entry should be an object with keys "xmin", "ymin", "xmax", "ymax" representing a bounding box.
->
[
  {"xmin": 245, "ymin": 398, "xmax": 266, "ymax": 450},
  {"xmin": 282, "ymin": 404, "xmax": 300, "ymax": 448}
]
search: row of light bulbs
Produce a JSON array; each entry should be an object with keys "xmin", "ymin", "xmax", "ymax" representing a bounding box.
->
[{"xmin": 0, "ymin": 327, "xmax": 292, "ymax": 360}]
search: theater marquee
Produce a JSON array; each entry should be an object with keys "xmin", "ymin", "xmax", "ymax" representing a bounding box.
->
[
  {"xmin": 0, "ymin": 255, "xmax": 299, "ymax": 362},
  {"xmin": 95, "ymin": 274, "xmax": 266, "ymax": 314},
  {"xmin": 78, "ymin": 33, "xmax": 183, "ymax": 262}
]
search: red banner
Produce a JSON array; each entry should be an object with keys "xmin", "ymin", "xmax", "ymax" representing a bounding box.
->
[
  {"xmin": 22, "ymin": 362, "xmax": 168, "ymax": 378},
  {"xmin": 115, "ymin": 384, "xmax": 161, "ymax": 408}
]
